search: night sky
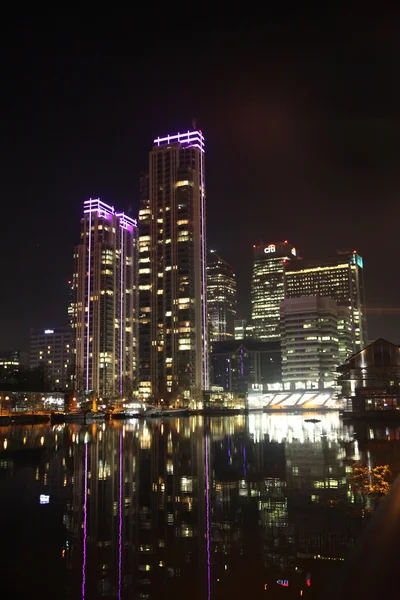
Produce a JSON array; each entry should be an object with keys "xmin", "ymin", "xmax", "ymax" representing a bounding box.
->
[{"xmin": 1, "ymin": 11, "xmax": 399, "ymax": 352}]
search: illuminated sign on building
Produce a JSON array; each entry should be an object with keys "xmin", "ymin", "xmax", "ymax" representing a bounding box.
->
[
  {"xmin": 39, "ymin": 494, "xmax": 50, "ymax": 504},
  {"xmin": 44, "ymin": 329, "xmax": 54, "ymax": 334},
  {"xmin": 291, "ymin": 247, "xmax": 297, "ymax": 256},
  {"xmin": 264, "ymin": 244, "xmax": 276, "ymax": 254}
]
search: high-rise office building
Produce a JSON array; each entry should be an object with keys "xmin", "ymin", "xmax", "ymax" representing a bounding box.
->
[
  {"xmin": 280, "ymin": 297, "xmax": 340, "ymax": 390},
  {"xmin": 138, "ymin": 130, "xmax": 208, "ymax": 402},
  {"xmin": 30, "ymin": 328, "xmax": 73, "ymax": 390},
  {"xmin": 72, "ymin": 198, "xmax": 138, "ymax": 398},
  {"xmin": 0, "ymin": 350, "xmax": 20, "ymax": 380},
  {"xmin": 251, "ymin": 241, "xmax": 297, "ymax": 340},
  {"xmin": 284, "ymin": 251, "xmax": 367, "ymax": 356},
  {"xmin": 207, "ymin": 250, "xmax": 237, "ymax": 342},
  {"xmin": 234, "ymin": 319, "xmax": 248, "ymax": 340}
]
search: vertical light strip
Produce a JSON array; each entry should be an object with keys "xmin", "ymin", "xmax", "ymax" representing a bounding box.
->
[
  {"xmin": 205, "ymin": 433, "xmax": 211, "ymax": 600},
  {"xmin": 200, "ymin": 136, "xmax": 208, "ymax": 389},
  {"xmin": 86, "ymin": 209, "xmax": 92, "ymax": 391},
  {"xmin": 120, "ymin": 225, "xmax": 124, "ymax": 397},
  {"xmin": 82, "ymin": 439, "xmax": 88, "ymax": 599},
  {"xmin": 118, "ymin": 428, "xmax": 123, "ymax": 600}
]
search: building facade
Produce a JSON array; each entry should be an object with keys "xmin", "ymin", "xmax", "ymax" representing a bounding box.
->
[
  {"xmin": 285, "ymin": 251, "xmax": 367, "ymax": 358},
  {"xmin": 338, "ymin": 338, "xmax": 400, "ymax": 413},
  {"xmin": 280, "ymin": 297, "xmax": 340, "ymax": 391},
  {"xmin": 0, "ymin": 350, "xmax": 20, "ymax": 381},
  {"xmin": 207, "ymin": 250, "xmax": 237, "ymax": 342},
  {"xmin": 251, "ymin": 241, "xmax": 297, "ymax": 340},
  {"xmin": 210, "ymin": 339, "xmax": 281, "ymax": 395},
  {"xmin": 234, "ymin": 319, "xmax": 248, "ymax": 340},
  {"xmin": 72, "ymin": 198, "xmax": 139, "ymax": 398},
  {"xmin": 30, "ymin": 328, "xmax": 73, "ymax": 391},
  {"xmin": 138, "ymin": 130, "xmax": 208, "ymax": 402}
]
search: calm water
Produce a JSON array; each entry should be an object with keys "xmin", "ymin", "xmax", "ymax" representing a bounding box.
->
[{"xmin": 1, "ymin": 412, "xmax": 400, "ymax": 599}]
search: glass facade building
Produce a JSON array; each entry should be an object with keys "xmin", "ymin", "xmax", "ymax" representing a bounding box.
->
[
  {"xmin": 284, "ymin": 251, "xmax": 367, "ymax": 358},
  {"xmin": 251, "ymin": 241, "xmax": 297, "ymax": 340},
  {"xmin": 210, "ymin": 339, "xmax": 281, "ymax": 395},
  {"xmin": 280, "ymin": 297, "xmax": 340, "ymax": 390},
  {"xmin": 138, "ymin": 131, "xmax": 208, "ymax": 402},
  {"xmin": 72, "ymin": 198, "xmax": 139, "ymax": 398},
  {"xmin": 207, "ymin": 250, "xmax": 237, "ymax": 342}
]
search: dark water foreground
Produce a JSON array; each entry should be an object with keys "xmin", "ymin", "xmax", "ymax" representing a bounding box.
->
[{"xmin": 1, "ymin": 412, "xmax": 400, "ymax": 599}]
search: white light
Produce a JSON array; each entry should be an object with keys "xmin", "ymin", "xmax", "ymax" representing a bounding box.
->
[
  {"xmin": 44, "ymin": 329, "xmax": 54, "ymax": 334},
  {"xmin": 40, "ymin": 494, "xmax": 50, "ymax": 504}
]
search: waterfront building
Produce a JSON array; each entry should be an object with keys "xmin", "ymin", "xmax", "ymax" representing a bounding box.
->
[
  {"xmin": 251, "ymin": 241, "xmax": 297, "ymax": 340},
  {"xmin": 72, "ymin": 198, "xmax": 139, "ymax": 398},
  {"xmin": 29, "ymin": 327, "xmax": 73, "ymax": 390},
  {"xmin": 284, "ymin": 251, "xmax": 367, "ymax": 357},
  {"xmin": 280, "ymin": 297, "xmax": 340, "ymax": 391},
  {"xmin": 207, "ymin": 250, "xmax": 237, "ymax": 342},
  {"xmin": 338, "ymin": 338, "xmax": 400, "ymax": 414},
  {"xmin": 138, "ymin": 130, "xmax": 207, "ymax": 402},
  {"xmin": 210, "ymin": 339, "xmax": 281, "ymax": 395}
]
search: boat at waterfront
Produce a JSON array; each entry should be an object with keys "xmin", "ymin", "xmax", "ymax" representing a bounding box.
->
[
  {"xmin": 51, "ymin": 410, "xmax": 106, "ymax": 423},
  {"xmin": 142, "ymin": 406, "xmax": 164, "ymax": 418},
  {"xmin": 160, "ymin": 408, "xmax": 189, "ymax": 416},
  {"xmin": 0, "ymin": 413, "xmax": 50, "ymax": 426}
]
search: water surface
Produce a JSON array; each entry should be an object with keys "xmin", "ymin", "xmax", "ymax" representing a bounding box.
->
[{"xmin": 1, "ymin": 412, "xmax": 399, "ymax": 599}]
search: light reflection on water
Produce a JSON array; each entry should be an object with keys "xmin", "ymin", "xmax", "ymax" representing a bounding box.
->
[{"xmin": 1, "ymin": 413, "xmax": 400, "ymax": 599}]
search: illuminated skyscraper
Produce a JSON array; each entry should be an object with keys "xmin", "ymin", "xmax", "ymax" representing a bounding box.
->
[
  {"xmin": 280, "ymin": 297, "xmax": 340, "ymax": 390},
  {"xmin": 72, "ymin": 198, "xmax": 139, "ymax": 398},
  {"xmin": 138, "ymin": 130, "xmax": 207, "ymax": 401},
  {"xmin": 284, "ymin": 251, "xmax": 367, "ymax": 356},
  {"xmin": 207, "ymin": 250, "xmax": 237, "ymax": 342},
  {"xmin": 251, "ymin": 241, "xmax": 297, "ymax": 340}
]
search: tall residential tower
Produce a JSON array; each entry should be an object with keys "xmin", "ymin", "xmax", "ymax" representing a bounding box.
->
[
  {"xmin": 138, "ymin": 130, "xmax": 207, "ymax": 402},
  {"xmin": 207, "ymin": 250, "xmax": 237, "ymax": 342},
  {"xmin": 72, "ymin": 198, "xmax": 139, "ymax": 398}
]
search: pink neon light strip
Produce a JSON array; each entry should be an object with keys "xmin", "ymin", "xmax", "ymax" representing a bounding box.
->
[
  {"xmin": 82, "ymin": 441, "xmax": 88, "ymax": 599},
  {"xmin": 86, "ymin": 209, "xmax": 92, "ymax": 391},
  {"xmin": 200, "ymin": 145, "xmax": 208, "ymax": 388},
  {"xmin": 118, "ymin": 429, "xmax": 123, "ymax": 600},
  {"xmin": 205, "ymin": 434, "xmax": 211, "ymax": 600},
  {"xmin": 83, "ymin": 198, "xmax": 138, "ymax": 228},
  {"xmin": 120, "ymin": 229, "xmax": 124, "ymax": 397},
  {"xmin": 154, "ymin": 130, "xmax": 205, "ymax": 153}
]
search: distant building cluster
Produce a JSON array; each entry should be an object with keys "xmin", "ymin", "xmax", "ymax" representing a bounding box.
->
[{"xmin": 4, "ymin": 127, "xmax": 383, "ymax": 410}]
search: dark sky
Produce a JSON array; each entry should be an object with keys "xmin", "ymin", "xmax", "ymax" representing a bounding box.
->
[{"xmin": 1, "ymin": 11, "xmax": 399, "ymax": 352}]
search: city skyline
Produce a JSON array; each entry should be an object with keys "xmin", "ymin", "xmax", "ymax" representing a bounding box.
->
[{"xmin": 1, "ymin": 16, "xmax": 399, "ymax": 350}]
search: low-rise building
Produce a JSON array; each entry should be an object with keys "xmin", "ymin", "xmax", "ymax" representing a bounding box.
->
[
  {"xmin": 210, "ymin": 339, "xmax": 281, "ymax": 396},
  {"xmin": 338, "ymin": 338, "xmax": 400, "ymax": 415}
]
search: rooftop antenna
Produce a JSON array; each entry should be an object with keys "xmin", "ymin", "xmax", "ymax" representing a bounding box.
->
[{"xmin": 192, "ymin": 117, "xmax": 197, "ymax": 130}]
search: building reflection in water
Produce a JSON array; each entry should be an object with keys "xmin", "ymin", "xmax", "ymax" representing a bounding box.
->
[{"xmin": 3, "ymin": 414, "xmax": 400, "ymax": 598}]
